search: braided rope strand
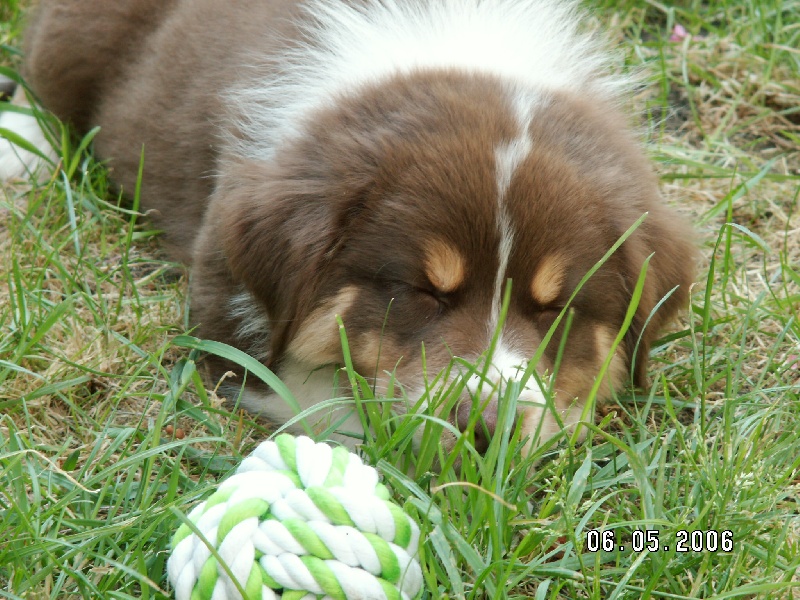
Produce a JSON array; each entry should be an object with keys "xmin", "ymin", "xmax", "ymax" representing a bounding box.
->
[{"xmin": 167, "ymin": 435, "xmax": 423, "ymax": 600}]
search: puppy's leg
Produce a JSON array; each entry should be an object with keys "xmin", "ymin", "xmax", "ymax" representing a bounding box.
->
[
  {"xmin": 2, "ymin": 0, "xmax": 179, "ymax": 183},
  {"xmin": 23, "ymin": 0, "xmax": 178, "ymax": 131}
]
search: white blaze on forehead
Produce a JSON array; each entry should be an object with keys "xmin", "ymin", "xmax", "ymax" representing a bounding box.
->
[
  {"xmin": 494, "ymin": 89, "xmax": 537, "ymax": 196},
  {"xmin": 490, "ymin": 92, "xmax": 535, "ymax": 335},
  {"xmin": 489, "ymin": 205, "xmax": 514, "ymax": 335}
]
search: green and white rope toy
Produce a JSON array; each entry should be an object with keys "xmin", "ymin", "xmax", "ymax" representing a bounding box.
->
[{"xmin": 167, "ymin": 434, "xmax": 423, "ymax": 600}]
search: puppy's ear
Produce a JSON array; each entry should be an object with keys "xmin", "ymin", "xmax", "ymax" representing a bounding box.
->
[
  {"xmin": 624, "ymin": 202, "xmax": 697, "ymax": 389},
  {"xmin": 212, "ymin": 158, "xmax": 343, "ymax": 365}
]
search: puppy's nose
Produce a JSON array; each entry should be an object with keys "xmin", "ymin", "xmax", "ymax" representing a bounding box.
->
[
  {"xmin": 455, "ymin": 354, "xmax": 532, "ymax": 452},
  {"xmin": 455, "ymin": 397, "xmax": 499, "ymax": 453}
]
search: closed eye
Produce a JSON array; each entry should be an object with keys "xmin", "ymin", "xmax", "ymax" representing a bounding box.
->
[
  {"xmin": 385, "ymin": 281, "xmax": 448, "ymax": 315},
  {"xmin": 415, "ymin": 285, "xmax": 450, "ymax": 312},
  {"xmin": 537, "ymin": 307, "xmax": 564, "ymax": 333}
]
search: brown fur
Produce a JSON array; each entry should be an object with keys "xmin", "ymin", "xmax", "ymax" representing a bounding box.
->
[
  {"xmin": 21, "ymin": 0, "xmax": 696, "ymax": 451},
  {"xmin": 24, "ymin": 0, "xmax": 304, "ymax": 260}
]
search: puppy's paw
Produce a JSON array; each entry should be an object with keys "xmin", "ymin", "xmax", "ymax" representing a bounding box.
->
[{"xmin": 0, "ymin": 86, "xmax": 57, "ymax": 182}]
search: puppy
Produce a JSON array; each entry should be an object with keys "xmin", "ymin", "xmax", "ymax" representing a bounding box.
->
[{"xmin": 6, "ymin": 0, "xmax": 695, "ymax": 451}]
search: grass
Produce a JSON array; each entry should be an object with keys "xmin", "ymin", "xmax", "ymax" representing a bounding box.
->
[{"xmin": 1, "ymin": 0, "xmax": 799, "ymax": 598}]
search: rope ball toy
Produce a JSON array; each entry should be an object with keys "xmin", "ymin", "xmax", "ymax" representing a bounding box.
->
[{"xmin": 167, "ymin": 434, "xmax": 424, "ymax": 600}]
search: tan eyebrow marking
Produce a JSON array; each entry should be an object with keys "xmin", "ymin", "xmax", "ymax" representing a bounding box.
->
[
  {"xmin": 530, "ymin": 253, "xmax": 568, "ymax": 305},
  {"xmin": 423, "ymin": 239, "xmax": 466, "ymax": 293}
]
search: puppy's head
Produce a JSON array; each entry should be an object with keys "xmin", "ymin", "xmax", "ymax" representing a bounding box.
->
[{"xmin": 216, "ymin": 71, "xmax": 695, "ymax": 451}]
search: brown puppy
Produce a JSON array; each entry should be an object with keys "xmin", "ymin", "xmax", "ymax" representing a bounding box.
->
[{"xmin": 11, "ymin": 0, "xmax": 695, "ymax": 450}]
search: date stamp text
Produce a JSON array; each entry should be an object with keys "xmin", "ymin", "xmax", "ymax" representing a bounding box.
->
[{"xmin": 585, "ymin": 529, "xmax": 733, "ymax": 553}]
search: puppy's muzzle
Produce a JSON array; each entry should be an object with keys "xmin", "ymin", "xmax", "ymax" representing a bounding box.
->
[{"xmin": 454, "ymin": 360, "xmax": 548, "ymax": 453}]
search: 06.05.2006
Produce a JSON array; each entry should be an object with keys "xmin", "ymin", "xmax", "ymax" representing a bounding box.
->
[{"xmin": 585, "ymin": 529, "xmax": 734, "ymax": 553}]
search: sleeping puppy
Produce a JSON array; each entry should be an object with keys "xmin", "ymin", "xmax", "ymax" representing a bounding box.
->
[{"xmin": 7, "ymin": 0, "xmax": 695, "ymax": 451}]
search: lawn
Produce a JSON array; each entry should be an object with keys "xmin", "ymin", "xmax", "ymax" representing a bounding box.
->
[{"xmin": 1, "ymin": 0, "xmax": 799, "ymax": 598}]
